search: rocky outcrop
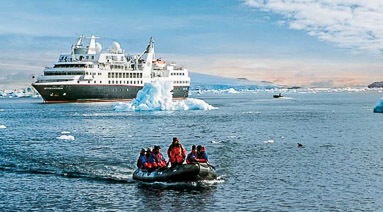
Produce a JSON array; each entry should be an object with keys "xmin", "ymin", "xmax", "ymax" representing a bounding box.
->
[{"xmin": 368, "ymin": 81, "xmax": 383, "ymax": 88}]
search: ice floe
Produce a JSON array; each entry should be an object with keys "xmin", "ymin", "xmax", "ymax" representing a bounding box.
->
[
  {"xmin": 373, "ymin": 98, "xmax": 383, "ymax": 113},
  {"xmin": 56, "ymin": 131, "xmax": 75, "ymax": 140}
]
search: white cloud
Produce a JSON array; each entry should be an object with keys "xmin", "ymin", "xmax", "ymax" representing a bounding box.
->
[{"xmin": 244, "ymin": 0, "xmax": 383, "ymax": 54}]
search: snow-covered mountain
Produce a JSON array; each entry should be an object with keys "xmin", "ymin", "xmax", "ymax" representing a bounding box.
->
[{"xmin": 190, "ymin": 72, "xmax": 280, "ymax": 91}]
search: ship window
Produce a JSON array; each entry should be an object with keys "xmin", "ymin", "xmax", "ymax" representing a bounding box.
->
[
  {"xmin": 119, "ymin": 73, "xmax": 122, "ymax": 78},
  {"xmin": 108, "ymin": 80, "xmax": 110, "ymax": 84},
  {"xmin": 86, "ymin": 56, "xmax": 89, "ymax": 59},
  {"xmin": 100, "ymin": 81, "xmax": 102, "ymax": 84},
  {"xmin": 94, "ymin": 81, "xmax": 96, "ymax": 83},
  {"xmin": 92, "ymin": 56, "xmax": 95, "ymax": 59}
]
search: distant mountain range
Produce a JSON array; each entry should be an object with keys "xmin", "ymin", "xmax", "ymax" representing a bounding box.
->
[{"xmin": 190, "ymin": 72, "xmax": 280, "ymax": 90}]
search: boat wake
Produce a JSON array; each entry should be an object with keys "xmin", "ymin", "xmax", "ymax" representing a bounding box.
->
[
  {"xmin": 113, "ymin": 80, "xmax": 216, "ymax": 111},
  {"xmin": 0, "ymin": 164, "xmax": 134, "ymax": 184}
]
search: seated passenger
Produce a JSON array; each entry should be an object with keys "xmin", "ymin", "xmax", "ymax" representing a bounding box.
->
[
  {"xmin": 137, "ymin": 148, "xmax": 152, "ymax": 169},
  {"xmin": 137, "ymin": 148, "xmax": 146, "ymax": 168},
  {"xmin": 149, "ymin": 145, "xmax": 167, "ymax": 168},
  {"xmin": 196, "ymin": 145, "xmax": 209, "ymax": 163},
  {"xmin": 145, "ymin": 147, "xmax": 153, "ymax": 170},
  {"xmin": 186, "ymin": 145, "xmax": 198, "ymax": 164}
]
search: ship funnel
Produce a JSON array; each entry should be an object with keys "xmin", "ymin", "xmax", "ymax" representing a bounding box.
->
[{"xmin": 87, "ymin": 35, "xmax": 97, "ymax": 54}]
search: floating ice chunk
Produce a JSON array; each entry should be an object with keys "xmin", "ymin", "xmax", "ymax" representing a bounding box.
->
[
  {"xmin": 373, "ymin": 98, "xmax": 383, "ymax": 113},
  {"xmin": 0, "ymin": 125, "xmax": 6, "ymax": 129},
  {"xmin": 264, "ymin": 139, "xmax": 274, "ymax": 143},
  {"xmin": 56, "ymin": 135, "xmax": 75, "ymax": 140},
  {"xmin": 226, "ymin": 88, "xmax": 238, "ymax": 94},
  {"xmin": 61, "ymin": 131, "xmax": 71, "ymax": 134},
  {"xmin": 113, "ymin": 79, "xmax": 216, "ymax": 111}
]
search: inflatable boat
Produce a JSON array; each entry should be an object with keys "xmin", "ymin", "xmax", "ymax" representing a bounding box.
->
[{"xmin": 132, "ymin": 163, "xmax": 217, "ymax": 182}]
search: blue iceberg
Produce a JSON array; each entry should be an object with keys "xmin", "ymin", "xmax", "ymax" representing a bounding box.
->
[
  {"xmin": 373, "ymin": 98, "xmax": 383, "ymax": 113},
  {"xmin": 113, "ymin": 79, "xmax": 216, "ymax": 111}
]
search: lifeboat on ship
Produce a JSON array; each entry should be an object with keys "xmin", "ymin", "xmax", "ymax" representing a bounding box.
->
[
  {"xmin": 153, "ymin": 58, "xmax": 166, "ymax": 69},
  {"xmin": 132, "ymin": 163, "xmax": 217, "ymax": 183}
]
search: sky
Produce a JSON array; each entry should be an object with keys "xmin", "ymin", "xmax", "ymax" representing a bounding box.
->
[{"xmin": 1, "ymin": 0, "xmax": 383, "ymax": 88}]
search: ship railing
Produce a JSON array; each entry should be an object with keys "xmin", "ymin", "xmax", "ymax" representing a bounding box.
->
[{"xmin": 36, "ymin": 75, "xmax": 80, "ymax": 81}]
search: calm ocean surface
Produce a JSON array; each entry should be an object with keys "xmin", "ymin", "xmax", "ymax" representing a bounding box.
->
[{"xmin": 1, "ymin": 91, "xmax": 383, "ymax": 211}]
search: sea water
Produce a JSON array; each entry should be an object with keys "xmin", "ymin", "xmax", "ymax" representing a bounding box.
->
[{"xmin": 1, "ymin": 90, "xmax": 383, "ymax": 211}]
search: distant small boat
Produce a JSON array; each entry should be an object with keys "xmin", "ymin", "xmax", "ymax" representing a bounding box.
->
[
  {"xmin": 273, "ymin": 93, "xmax": 283, "ymax": 98},
  {"xmin": 132, "ymin": 163, "xmax": 217, "ymax": 182}
]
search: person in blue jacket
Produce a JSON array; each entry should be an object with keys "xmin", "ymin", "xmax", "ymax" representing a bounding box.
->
[
  {"xmin": 137, "ymin": 148, "xmax": 151, "ymax": 169},
  {"xmin": 186, "ymin": 145, "xmax": 197, "ymax": 164}
]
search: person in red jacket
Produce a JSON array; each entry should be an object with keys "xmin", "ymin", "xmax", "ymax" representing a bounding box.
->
[
  {"xmin": 167, "ymin": 137, "xmax": 186, "ymax": 167},
  {"xmin": 149, "ymin": 145, "xmax": 167, "ymax": 169},
  {"xmin": 196, "ymin": 145, "xmax": 208, "ymax": 163},
  {"xmin": 186, "ymin": 145, "xmax": 198, "ymax": 164}
]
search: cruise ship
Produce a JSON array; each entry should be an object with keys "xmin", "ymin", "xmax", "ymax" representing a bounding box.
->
[{"xmin": 32, "ymin": 35, "xmax": 190, "ymax": 103}]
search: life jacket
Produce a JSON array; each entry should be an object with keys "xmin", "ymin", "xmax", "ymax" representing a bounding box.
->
[
  {"xmin": 197, "ymin": 152, "xmax": 208, "ymax": 163},
  {"xmin": 169, "ymin": 145, "xmax": 186, "ymax": 164},
  {"xmin": 150, "ymin": 152, "xmax": 166, "ymax": 168}
]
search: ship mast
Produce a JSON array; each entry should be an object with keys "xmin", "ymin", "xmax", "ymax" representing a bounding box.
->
[{"xmin": 143, "ymin": 37, "xmax": 155, "ymax": 77}]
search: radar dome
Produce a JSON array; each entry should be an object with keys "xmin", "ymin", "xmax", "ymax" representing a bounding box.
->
[
  {"xmin": 95, "ymin": 42, "xmax": 102, "ymax": 53},
  {"xmin": 110, "ymin": 41, "xmax": 122, "ymax": 53}
]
